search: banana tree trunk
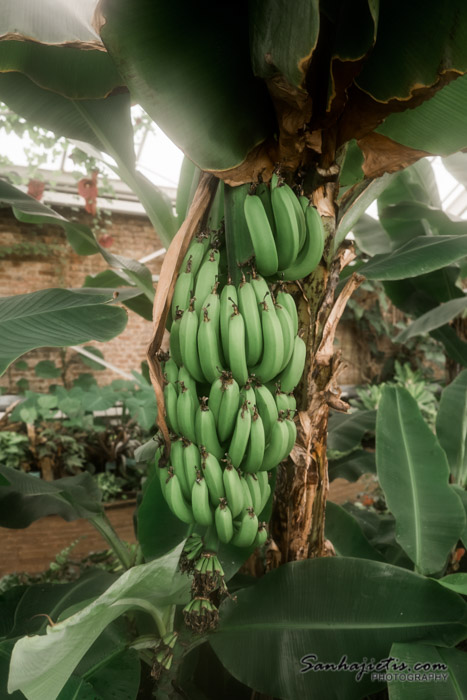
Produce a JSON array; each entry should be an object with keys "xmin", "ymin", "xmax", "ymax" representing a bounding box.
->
[{"xmin": 270, "ymin": 182, "xmax": 363, "ymax": 563}]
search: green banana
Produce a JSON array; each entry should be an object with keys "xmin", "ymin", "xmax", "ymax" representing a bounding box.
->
[
  {"xmin": 194, "ymin": 249, "xmax": 220, "ymax": 316},
  {"xmin": 245, "ymin": 473, "xmax": 262, "ymax": 513},
  {"xmin": 251, "ymin": 300, "xmax": 284, "ymax": 383},
  {"xmin": 158, "ymin": 464, "xmax": 170, "ymax": 493},
  {"xmin": 178, "ymin": 366, "xmax": 198, "ymax": 406},
  {"xmin": 215, "ymin": 498, "xmax": 234, "ymax": 543},
  {"xmin": 253, "ymin": 382, "xmax": 278, "ymax": 442},
  {"xmin": 195, "ymin": 399, "xmax": 224, "ymax": 460},
  {"xmin": 220, "ymin": 282, "xmax": 237, "ymax": 364},
  {"xmin": 275, "ymin": 302, "xmax": 295, "ymax": 371},
  {"xmin": 250, "ymin": 272, "xmax": 271, "ymax": 307},
  {"xmin": 279, "ymin": 204, "xmax": 325, "ymax": 281},
  {"xmin": 254, "ymin": 522, "xmax": 268, "ymax": 547},
  {"xmin": 260, "ymin": 417, "xmax": 290, "ymax": 471},
  {"xmin": 239, "ymin": 380, "xmax": 256, "ymax": 414},
  {"xmin": 222, "ymin": 461, "xmax": 244, "ymax": 517},
  {"xmin": 191, "ymin": 473, "xmax": 213, "ymax": 526},
  {"xmin": 179, "ymin": 300, "xmax": 205, "ymax": 383},
  {"xmin": 238, "ymin": 279, "xmax": 263, "ymax": 365},
  {"xmin": 181, "ymin": 232, "xmax": 210, "ymax": 277},
  {"xmin": 241, "ymin": 408, "xmax": 265, "ymax": 473},
  {"xmin": 243, "ymin": 193, "xmax": 278, "ymax": 277},
  {"xmin": 276, "ymin": 288, "xmax": 298, "ymax": 336},
  {"xmin": 255, "ymin": 182, "xmax": 276, "ymax": 238},
  {"xmin": 171, "ymin": 439, "xmax": 190, "ymax": 500},
  {"xmin": 198, "ymin": 305, "xmax": 224, "ymax": 383},
  {"xmin": 231, "ymin": 508, "xmax": 258, "ymax": 547},
  {"xmin": 169, "ymin": 309, "xmax": 184, "ymax": 367},
  {"xmin": 164, "ymin": 382, "xmax": 180, "ymax": 435},
  {"xmin": 217, "ymin": 374, "xmax": 240, "ymax": 442},
  {"xmin": 201, "ymin": 448, "xmax": 225, "ymax": 506},
  {"xmin": 228, "ymin": 401, "xmax": 252, "ymax": 468},
  {"xmin": 162, "ymin": 356, "xmax": 179, "ymax": 386},
  {"xmin": 288, "ymin": 186, "xmax": 306, "ymax": 250},
  {"xmin": 240, "ymin": 474, "xmax": 253, "ymax": 510},
  {"xmin": 183, "ymin": 440, "xmax": 201, "ymax": 493},
  {"xmin": 258, "ymin": 475, "xmax": 272, "ymax": 514},
  {"xmin": 208, "ymin": 374, "xmax": 225, "ymax": 426},
  {"xmin": 275, "ymin": 390, "xmax": 290, "ymax": 414},
  {"xmin": 278, "ymin": 335, "xmax": 306, "ymax": 393},
  {"xmin": 177, "ymin": 381, "xmax": 198, "ymax": 443},
  {"xmin": 284, "ymin": 411, "xmax": 297, "ymax": 456},
  {"xmin": 271, "ymin": 182, "xmax": 300, "ymax": 270},
  {"xmin": 165, "ymin": 471, "xmax": 195, "ymax": 524},
  {"xmin": 228, "ymin": 302, "xmax": 249, "ymax": 387},
  {"xmin": 202, "ymin": 283, "xmax": 224, "ymax": 363},
  {"xmin": 171, "ymin": 258, "xmax": 194, "ymax": 320}
]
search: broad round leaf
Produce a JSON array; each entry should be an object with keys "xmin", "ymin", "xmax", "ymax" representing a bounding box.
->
[{"xmin": 211, "ymin": 558, "xmax": 467, "ymax": 700}]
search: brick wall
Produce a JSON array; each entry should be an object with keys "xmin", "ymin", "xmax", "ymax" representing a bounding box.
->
[{"xmin": 0, "ymin": 206, "xmax": 161, "ymax": 393}]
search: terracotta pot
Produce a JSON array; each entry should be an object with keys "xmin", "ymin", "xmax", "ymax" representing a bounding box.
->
[{"xmin": 1, "ymin": 499, "xmax": 137, "ymax": 576}]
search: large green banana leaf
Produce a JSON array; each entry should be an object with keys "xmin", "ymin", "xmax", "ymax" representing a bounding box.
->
[
  {"xmin": 388, "ymin": 643, "xmax": 467, "ymax": 699},
  {"xmin": 376, "ymin": 386, "xmax": 466, "ymax": 575},
  {"xmin": 210, "ymin": 558, "xmax": 467, "ymax": 700},
  {"xmin": 438, "ymin": 370, "xmax": 467, "ymax": 488}
]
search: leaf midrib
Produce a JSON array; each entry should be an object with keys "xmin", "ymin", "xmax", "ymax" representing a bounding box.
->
[{"xmin": 217, "ymin": 618, "xmax": 461, "ymax": 632}]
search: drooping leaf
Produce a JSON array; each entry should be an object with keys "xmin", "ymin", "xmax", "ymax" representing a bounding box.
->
[
  {"xmin": 377, "ymin": 72, "xmax": 467, "ymax": 156},
  {"xmin": 328, "ymin": 449, "xmax": 376, "ymax": 482},
  {"xmin": 336, "ymin": 174, "xmax": 393, "ymax": 248},
  {"xmin": 99, "ymin": 0, "xmax": 274, "ymax": 173},
  {"xmin": 327, "ymin": 410, "xmax": 376, "ymax": 454},
  {"xmin": 0, "ymin": 288, "xmax": 128, "ymax": 374},
  {"xmin": 436, "ymin": 370, "xmax": 467, "ymax": 487},
  {"xmin": 364, "ymin": 235, "xmax": 467, "ymax": 281},
  {"xmin": 350, "ymin": 213, "xmax": 392, "ymax": 256},
  {"xmin": 325, "ymin": 502, "xmax": 385, "ymax": 561},
  {"xmin": 376, "ymin": 386, "xmax": 466, "ymax": 574},
  {"xmin": 211, "ymin": 558, "xmax": 467, "ymax": 700},
  {"xmin": 396, "ymin": 297, "xmax": 467, "ymax": 344},
  {"xmin": 0, "ymin": 0, "xmax": 123, "ymax": 99},
  {"xmin": 0, "ymin": 467, "xmax": 103, "ymax": 528},
  {"xmin": 451, "ymin": 485, "xmax": 467, "ymax": 546},
  {"xmin": 8, "ymin": 543, "xmax": 188, "ymax": 700},
  {"xmin": 388, "ymin": 643, "xmax": 467, "ymax": 699}
]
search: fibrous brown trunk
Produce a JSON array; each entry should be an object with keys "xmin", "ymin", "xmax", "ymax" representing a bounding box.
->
[{"xmin": 271, "ymin": 182, "xmax": 363, "ymax": 564}]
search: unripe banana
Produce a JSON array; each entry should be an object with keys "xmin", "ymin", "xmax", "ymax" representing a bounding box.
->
[
  {"xmin": 239, "ymin": 380, "xmax": 256, "ymax": 414},
  {"xmin": 256, "ymin": 470, "xmax": 269, "ymax": 504},
  {"xmin": 218, "ymin": 374, "xmax": 240, "ymax": 442},
  {"xmin": 195, "ymin": 399, "xmax": 224, "ymax": 460},
  {"xmin": 215, "ymin": 498, "xmax": 234, "ymax": 543},
  {"xmin": 271, "ymin": 182, "xmax": 300, "ymax": 270},
  {"xmin": 284, "ymin": 411, "xmax": 297, "ymax": 456},
  {"xmin": 201, "ymin": 449, "xmax": 225, "ymax": 506},
  {"xmin": 198, "ymin": 305, "xmax": 224, "ymax": 383},
  {"xmin": 181, "ymin": 232, "xmax": 210, "ymax": 278},
  {"xmin": 251, "ymin": 300, "xmax": 284, "ymax": 383},
  {"xmin": 171, "ymin": 259, "xmax": 194, "ymax": 320},
  {"xmin": 275, "ymin": 390, "xmax": 290, "ymax": 414},
  {"xmin": 191, "ymin": 473, "xmax": 213, "ymax": 526},
  {"xmin": 228, "ymin": 401, "xmax": 252, "ymax": 469},
  {"xmin": 238, "ymin": 279, "xmax": 263, "ymax": 365},
  {"xmin": 178, "ymin": 366, "xmax": 198, "ymax": 405},
  {"xmin": 182, "ymin": 439, "xmax": 201, "ymax": 494},
  {"xmin": 275, "ymin": 303, "xmax": 295, "ymax": 371},
  {"xmin": 202, "ymin": 284, "xmax": 224, "ymax": 363},
  {"xmin": 288, "ymin": 187, "xmax": 307, "ymax": 251},
  {"xmin": 170, "ymin": 439, "xmax": 191, "ymax": 500},
  {"xmin": 255, "ymin": 182, "xmax": 277, "ymax": 238},
  {"xmin": 220, "ymin": 283, "xmax": 237, "ymax": 364},
  {"xmin": 259, "ymin": 480, "xmax": 271, "ymax": 515},
  {"xmin": 158, "ymin": 464, "xmax": 170, "ymax": 493},
  {"xmin": 162, "ymin": 356, "xmax": 179, "ymax": 386},
  {"xmin": 228, "ymin": 303, "xmax": 249, "ymax": 387},
  {"xmin": 240, "ymin": 474, "xmax": 253, "ymax": 510},
  {"xmin": 279, "ymin": 204, "xmax": 325, "ymax": 281},
  {"xmin": 179, "ymin": 301, "xmax": 205, "ymax": 383},
  {"xmin": 208, "ymin": 374, "xmax": 225, "ymax": 426},
  {"xmin": 222, "ymin": 461, "xmax": 244, "ymax": 517},
  {"xmin": 278, "ymin": 335, "xmax": 307, "ymax": 393},
  {"xmin": 165, "ymin": 471, "xmax": 195, "ymax": 525},
  {"xmin": 245, "ymin": 473, "xmax": 262, "ymax": 513},
  {"xmin": 241, "ymin": 408, "xmax": 265, "ymax": 473},
  {"xmin": 194, "ymin": 249, "xmax": 220, "ymax": 316},
  {"xmin": 254, "ymin": 522, "xmax": 268, "ymax": 547},
  {"xmin": 164, "ymin": 382, "xmax": 180, "ymax": 435},
  {"xmin": 250, "ymin": 273, "xmax": 271, "ymax": 307},
  {"xmin": 260, "ymin": 417, "xmax": 290, "ymax": 471},
  {"xmin": 177, "ymin": 381, "xmax": 197, "ymax": 443},
  {"xmin": 276, "ymin": 288, "xmax": 298, "ymax": 336},
  {"xmin": 231, "ymin": 508, "xmax": 258, "ymax": 548},
  {"xmin": 253, "ymin": 382, "xmax": 278, "ymax": 442},
  {"xmin": 244, "ymin": 194, "xmax": 279, "ymax": 276},
  {"xmin": 169, "ymin": 309, "xmax": 184, "ymax": 367}
]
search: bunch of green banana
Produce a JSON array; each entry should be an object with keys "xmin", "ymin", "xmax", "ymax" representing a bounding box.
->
[{"xmin": 243, "ymin": 177, "xmax": 325, "ymax": 281}]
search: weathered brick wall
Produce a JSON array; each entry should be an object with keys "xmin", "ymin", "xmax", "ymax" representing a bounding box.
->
[{"xmin": 0, "ymin": 206, "xmax": 161, "ymax": 393}]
